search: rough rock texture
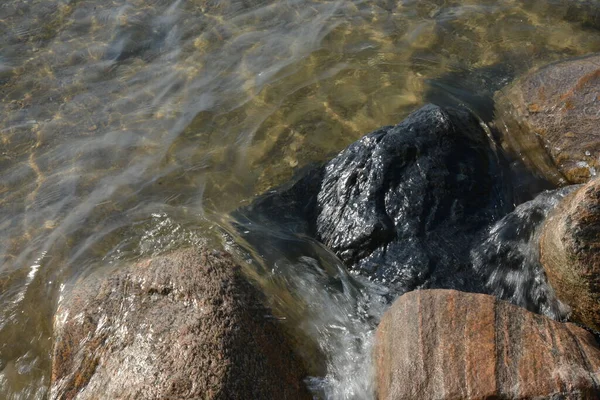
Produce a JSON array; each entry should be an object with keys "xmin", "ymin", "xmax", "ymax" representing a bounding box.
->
[
  {"xmin": 375, "ymin": 289, "xmax": 600, "ymax": 400},
  {"xmin": 471, "ymin": 186, "xmax": 577, "ymax": 320},
  {"xmin": 494, "ymin": 53, "xmax": 600, "ymax": 185},
  {"xmin": 50, "ymin": 248, "xmax": 310, "ymax": 400},
  {"xmin": 236, "ymin": 104, "xmax": 511, "ymax": 295},
  {"xmin": 541, "ymin": 178, "xmax": 600, "ymax": 332}
]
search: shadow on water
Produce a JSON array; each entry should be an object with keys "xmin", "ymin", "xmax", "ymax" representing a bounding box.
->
[
  {"xmin": 423, "ymin": 63, "xmax": 515, "ymax": 123},
  {"xmin": 423, "ymin": 63, "xmax": 557, "ymax": 204}
]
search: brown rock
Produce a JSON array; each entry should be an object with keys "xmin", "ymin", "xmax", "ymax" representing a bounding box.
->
[
  {"xmin": 494, "ymin": 54, "xmax": 600, "ymax": 185},
  {"xmin": 375, "ymin": 289, "xmax": 600, "ymax": 400},
  {"xmin": 50, "ymin": 248, "xmax": 311, "ymax": 400},
  {"xmin": 541, "ymin": 177, "xmax": 600, "ymax": 331}
]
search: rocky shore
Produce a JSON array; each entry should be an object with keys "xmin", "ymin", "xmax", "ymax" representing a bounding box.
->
[
  {"xmin": 51, "ymin": 52, "xmax": 600, "ymax": 399},
  {"xmin": 51, "ymin": 248, "xmax": 310, "ymax": 399},
  {"xmin": 375, "ymin": 290, "xmax": 600, "ymax": 400}
]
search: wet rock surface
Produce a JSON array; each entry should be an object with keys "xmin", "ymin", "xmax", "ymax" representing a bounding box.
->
[
  {"xmin": 50, "ymin": 248, "xmax": 310, "ymax": 400},
  {"xmin": 494, "ymin": 53, "xmax": 600, "ymax": 185},
  {"xmin": 375, "ymin": 289, "xmax": 600, "ymax": 400},
  {"xmin": 471, "ymin": 186, "xmax": 577, "ymax": 320},
  {"xmin": 541, "ymin": 177, "xmax": 600, "ymax": 332},
  {"xmin": 236, "ymin": 104, "xmax": 511, "ymax": 295}
]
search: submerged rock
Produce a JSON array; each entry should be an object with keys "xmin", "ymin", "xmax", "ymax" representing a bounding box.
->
[
  {"xmin": 494, "ymin": 53, "xmax": 600, "ymax": 185},
  {"xmin": 523, "ymin": 1, "xmax": 600, "ymax": 30},
  {"xmin": 541, "ymin": 177, "xmax": 600, "ymax": 332},
  {"xmin": 471, "ymin": 186, "xmax": 577, "ymax": 320},
  {"xmin": 236, "ymin": 104, "xmax": 511, "ymax": 295},
  {"xmin": 51, "ymin": 248, "xmax": 310, "ymax": 400},
  {"xmin": 375, "ymin": 289, "xmax": 600, "ymax": 400}
]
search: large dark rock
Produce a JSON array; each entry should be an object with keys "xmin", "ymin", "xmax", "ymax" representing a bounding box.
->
[
  {"xmin": 375, "ymin": 289, "xmax": 600, "ymax": 400},
  {"xmin": 235, "ymin": 104, "xmax": 511, "ymax": 295},
  {"xmin": 471, "ymin": 186, "xmax": 577, "ymax": 320},
  {"xmin": 50, "ymin": 248, "xmax": 310, "ymax": 400},
  {"xmin": 494, "ymin": 53, "xmax": 600, "ymax": 185},
  {"xmin": 541, "ymin": 177, "xmax": 600, "ymax": 332}
]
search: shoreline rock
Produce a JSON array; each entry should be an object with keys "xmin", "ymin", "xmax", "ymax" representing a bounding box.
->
[
  {"xmin": 375, "ymin": 289, "xmax": 600, "ymax": 400},
  {"xmin": 50, "ymin": 248, "xmax": 311, "ymax": 400},
  {"xmin": 236, "ymin": 104, "xmax": 512, "ymax": 295},
  {"xmin": 494, "ymin": 53, "xmax": 600, "ymax": 185},
  {"xmin": 541, "ymin": 177, "xmax": 600, "ymax": 332}
]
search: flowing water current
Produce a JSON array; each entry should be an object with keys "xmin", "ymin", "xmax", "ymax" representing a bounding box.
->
[{"xmin": 1, "ymin": 0, "xmax": 600, "ymax": 398}]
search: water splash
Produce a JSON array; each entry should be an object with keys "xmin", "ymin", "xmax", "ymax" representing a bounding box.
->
[
  {"xmin": 222, "ymin": 219, "xmax": 388, "ymax": 400},
  {"xmin": 471, "ymin": 186, "xmax": 577, "ymax": 320},
  {"xmin": 283, "ymin": 257, "xmax": 387, "ymax": 399}
]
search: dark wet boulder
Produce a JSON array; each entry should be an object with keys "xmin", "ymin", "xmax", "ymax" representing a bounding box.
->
[
  {"xmin": 471, "ymin": 186, "xmax": 577, "ymax": 320},
  {"xmin": 541, "ymin": 177, "xmax": 600, "ymax": 332},
  {"xmin": 236, "ymin": 104, "xmax": 511, "ymax": 295},
  {"xmin": 50, "ymin": 248, "xmax": 310, "ymax": 400},
  {"xmin": 494, "ymin": 53, "xmax": 600, "ymax": 185},
  {"xmin": 375, "ymin": 289, "xmax": 600, "ymax": 400}
]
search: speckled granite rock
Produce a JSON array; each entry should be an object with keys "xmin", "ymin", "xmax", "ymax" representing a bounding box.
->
[
  {"xmin": 50, "ymin": 248, "xmax": 310, "ymax": 400},
  {"xmin": 494, "ymin": 53, "xmax": 600, "ymax": 185},
  {"xmin": 541, "ymin": 177, "xmax": 600, "ymax": 332}
]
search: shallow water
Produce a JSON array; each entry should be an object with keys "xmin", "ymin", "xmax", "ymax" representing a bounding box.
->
[{"xmin": 1, "ymin": 0, "xmax": 600, "ymax": 398}]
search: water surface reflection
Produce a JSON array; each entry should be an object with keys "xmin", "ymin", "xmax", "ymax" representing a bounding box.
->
[{"xmin": 1, "ymin": 0, "xmax": 600, "ymax": 398}]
